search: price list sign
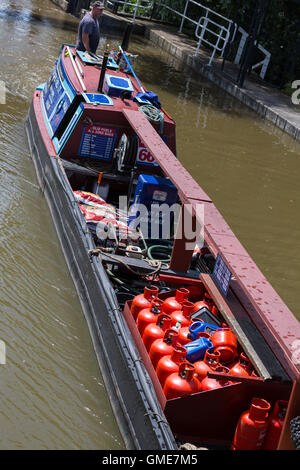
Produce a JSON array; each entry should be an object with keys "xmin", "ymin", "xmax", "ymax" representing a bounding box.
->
[
  {"xmin": 79, "ymin": 125, "xmax": 117, "ymax": 161},
  {"xmin": 212, "ymin": 253, "xmax": 232, "ymax": 297}
]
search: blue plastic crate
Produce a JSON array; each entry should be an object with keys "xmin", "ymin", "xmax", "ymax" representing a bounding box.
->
[{"xmin": 103, "ymin": 74, "xmax": 134, "ymax": 97}]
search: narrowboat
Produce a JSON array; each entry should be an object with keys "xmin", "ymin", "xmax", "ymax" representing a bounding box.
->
[{"xmin": 25, "ymin": 42, "xmax": 300, "ymax": 450}]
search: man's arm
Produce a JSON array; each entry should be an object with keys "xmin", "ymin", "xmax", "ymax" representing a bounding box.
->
[{"xmin": 82, "ymin": 32, "xmax": 91, "ymax": 53}]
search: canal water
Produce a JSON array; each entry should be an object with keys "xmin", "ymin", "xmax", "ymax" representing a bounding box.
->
[{"xmin": 0, "ymin": 0, "xmax": 299, "ymax": 449}]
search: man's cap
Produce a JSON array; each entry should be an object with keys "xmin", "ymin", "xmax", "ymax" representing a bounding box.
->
[{"xmin": 92, "ymin": 1, "xmax": 104, "ymax": 8}]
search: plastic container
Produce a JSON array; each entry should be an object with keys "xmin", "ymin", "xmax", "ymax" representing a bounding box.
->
[
  {"xmin": 188, "ymin": 320, "xmax": 221, "ymax": 340},
  {"xmin": 185, "ymin": 332, "xmax": 213, "ymax": 363}
]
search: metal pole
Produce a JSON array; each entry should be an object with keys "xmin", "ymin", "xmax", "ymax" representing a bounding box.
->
[
  {"xmin": 221, "ymin": 0, "xmax": 242, "ymax": 71},
  {"xmin": 67, "ymin": 46, "xmax": 86, "ymax": 91},
  {"xmin": 121, "ymin": 23, "xmax": 134, "ymax": 51},
  {"xmin": 237, "ymin": 0, "xmax": 266, "ymax": 88},
  {"xmin": 132, "ymin": 0, "xmax": 141, "ymax": 24},
  {"xmin": 119, "ymin": 46, "xmax": 145, "ymax": 92},
  {"xmin": 179, "ymin": 0, "xmax": 190, "ymax": 33},
  {"xmin": 98, "ymin": 51, "xmax": 109, "ymax": 92}
]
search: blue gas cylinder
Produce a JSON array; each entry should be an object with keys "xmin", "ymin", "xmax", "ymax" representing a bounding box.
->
[
  {"xmin": 189, "ymin": 321, "xmax": 221, "ymax": 340},
  {"xmin": 185, "ymin": 333, "xmax": 213, "ymax": 363}
]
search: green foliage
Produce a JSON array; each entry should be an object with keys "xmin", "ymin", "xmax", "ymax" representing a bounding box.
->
[{"xmin": 151, "ymin": 0, "xmax": 300, "ymax": 87}]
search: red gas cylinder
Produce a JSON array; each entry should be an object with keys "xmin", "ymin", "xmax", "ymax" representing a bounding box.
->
[
  {"xmin": 131, "ymin": 286, "xmax": 159, "ymax": 320},
  {"xmin": 229, "ymin": 352, "xmax": 253, "ymax": 377},
  {"xmin": 136, "ymin": 298, "xmax": 164, "ymax": 336},
  {"xmin": 194, "ymin": 349, "xmax": 221, "ymax": 381},
  {"xmin": 142, "ymin": 313, "xmax": 172, "ymax": 352},
  {"xmin": 156, "ymin": 345, "xmax": 187, "ymax": 387},
  {"xmin": 201, "ymin": 365, "xmax": 231, "ymax": 391},
  {"xmin": 192, "ymin": 292, "xmax": 218, "ymax": 316},
  {"xmin": 263, "ymin": 400, "xmax": 288, "ymax": 450},
  {"xmin": 162, "ymin": 288, "xmax": 190, "ymax": 315},
  {"xmin": 149, "ymin": 329, "xmax": 178, "ymax": 369},
  {"xmin": 170, "ymin": 301, "xmax": 194, "ymax": 329},
  {"xmin": 163, "ymin": 362, "xmax": 201, "ymax": 400},
  {"xmin": 211, "ymin": 327, "xmax": 237, "ymax": 364},
  {"xmin": 232, "ymin": 397, "xmax": 271, "ymax": 450}
]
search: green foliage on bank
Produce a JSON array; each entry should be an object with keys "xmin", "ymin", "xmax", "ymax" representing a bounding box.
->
[{"xmin": 150, "ymin": 0, "xmax": 300, "ymax": 87}]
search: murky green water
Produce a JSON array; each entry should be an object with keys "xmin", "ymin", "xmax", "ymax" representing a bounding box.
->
[{"xmin": 0, "ymin": 0, "xmax": 299, "ymax": 450}]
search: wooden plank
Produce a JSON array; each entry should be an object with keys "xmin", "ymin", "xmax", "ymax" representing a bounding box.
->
[
  {"xmin": 200, "ymin": 274, "xmax": 290, "ymax": 382},
  {"xmin": 122, "ymin": 108, "xmax": 212, "ymax": 202}
]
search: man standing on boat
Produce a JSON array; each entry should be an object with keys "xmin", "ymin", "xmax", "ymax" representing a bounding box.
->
[{"xmin": 76, "ymin": 1, "xmax": 104, "ymax": 55}]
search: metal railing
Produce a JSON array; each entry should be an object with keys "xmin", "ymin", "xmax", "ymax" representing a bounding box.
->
[
  {"xmin": 105, "ymin": 0, "xmax": 271, "ymax": 77},
  {"xmin": 162, "ymin": 0, "xmax": 235, "ymax": 65},
  {"xmin": 105, "ymin": 0, "xmax": 153, "ymax": 21},
  {"xmin": 105, "ymin": 0, "xmax": 235, "ymax": 66}
]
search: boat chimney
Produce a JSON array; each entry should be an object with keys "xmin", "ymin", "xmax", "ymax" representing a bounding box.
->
[{"xmin": 97, "ymin": 51, "xmax": 109, "ymax": 93}]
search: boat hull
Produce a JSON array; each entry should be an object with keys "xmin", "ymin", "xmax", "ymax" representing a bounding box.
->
[{"xmin": 25, "ymin": 96, "xmax": 177, "ymax": 451}]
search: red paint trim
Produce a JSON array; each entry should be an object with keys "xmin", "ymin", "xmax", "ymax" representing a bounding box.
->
[{"xmin": 32, "ymin": 91, "xmax": 57, "ymax": 156}]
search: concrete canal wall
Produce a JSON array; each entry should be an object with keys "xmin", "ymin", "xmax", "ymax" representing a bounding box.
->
[{"xmin": 52, "ymin": 1, "xmax": 300, "ymax": 141}]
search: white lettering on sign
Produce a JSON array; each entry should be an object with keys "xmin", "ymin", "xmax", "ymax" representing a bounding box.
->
[
  {"xmin": 85, "ymin": 125, "xmax": 115, "ymax": 138},
  {"xmin": 212, "ymin": 253, "xmax": 232, "ymax": 296}
]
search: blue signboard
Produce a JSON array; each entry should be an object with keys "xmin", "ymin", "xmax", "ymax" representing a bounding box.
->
[
  {"xmin": 78, "ymin": 125, "xmax": 117, "ymax": 161},
  {"xmin": 212, "ymin": 253, "xmax": 232, "ymax": 297},
  {"xmin": 42, "ymin": 58, "xmax": 76, "ymax": 136},
  {"xmin": 43, "ymin": 61, "xmax": 64, "ymax": 121}
]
